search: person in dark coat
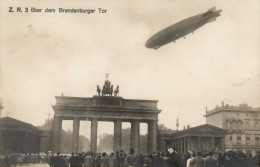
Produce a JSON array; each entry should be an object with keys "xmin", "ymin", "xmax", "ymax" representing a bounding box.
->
[
  {"xmin": 114, "ymin": 151, "xmax": 121, "ymax": 167},
  {"xmin": 226, "ymin": 152, "xmax": 241, "ymax": 167},
  {"xmin": 95, "ymin": 153, "xmax": 102, "ymax": 167},
  {"xmin": 152, "ymin": 152, "xmax": 163, "ymax": 167},
  {"xmin": 167, "ymin": 147, "xmax": 179, "ymax": 167},
  {"xmin": 125, "ymin": 148, "xmax": 139, "ymax": 167},
  {"xmin": 70, "ymin": 153, "xmax": 82, "ymax": 167},
  {"xmin": 161, "ymin": 152, "xmax": 168, "ymax": 167},
  {"xmin": 252, "ymin": 152, "xmax": 260, "ymax": 167},
  {"xmin": 204, "ymin": 152, "xmax": 217, "ymax": 167},
  {"xmin": 85, "ymin": 152, "xmax": 94, "ymax": 167},
  {"xmin": 190, "ymin": 152, "xmax": 204, "ymax": 167},
  {"xmin": 217, "ymin": 153, "xmax": 227, "ymax": 167},
  {"xmin": 48, "ymin": 154, "xmax": 54, "ymax": 167},
  {"xmin": 53, "ymin": 152, "xmax": 64, "ymax": 167},
  {"xmin": 100, "ymin": 152, "xmax": 108, "ymax": 167}
]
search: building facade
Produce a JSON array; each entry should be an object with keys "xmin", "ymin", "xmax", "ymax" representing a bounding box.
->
[
  {"xmin": 0, "ymin": 117, "xmax": 41, "ymax": 154},
  {"xmin": 0, "ymin": 117, "xmax": 52, "ymax": 154},
  {"xmin": 158, "ymin": 124, "xmax": 227, "ymax": 154},
  {"xmin": 205, "ymin": 102, "xmax": 260, "ymax": 155}
]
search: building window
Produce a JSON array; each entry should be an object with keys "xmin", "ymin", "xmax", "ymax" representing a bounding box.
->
[
  {"xmin": 226, "ymin": 136, "xmax": 232, "ymax": 145},
  {"xmin": 245, "ymin": 122, "xmax": 250, "ymax": 130},
  {"xmin": 255, "ymin": 137, "xmax": 260, "ymax": 146},
  {"xmin": 215, "ymin": 138, "xmax": 221, "ymax": 147},
  {"xmin": 237, "ymin": 136, "xmax": 241, "ymax": 145},
  {"xmin": 237, "ymin": 121, "xmax": 242, "ymax": 131},
  {"xmin": 246, "ymin": 137, "xmax": 250, "ymax": 146},
  {"xmin": 226, "ymin": 121, "xmax": 231, "ymax": 130},
  {"xmin": 254, "ymin": 122, "xmax": 259, "ymax": 130},
  {"xmin": 231, "ymin": 121, "xmax": 237, "ymax": 131}
]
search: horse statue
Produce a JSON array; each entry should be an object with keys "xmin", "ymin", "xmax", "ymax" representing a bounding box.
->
[
  {"xmin": 110, "ymin": 85, "xmax": 113, "ymax": 96},
  {"xmin": 97, "ymin": 85, "xmax": 101, "ymax": 96},
  {"xmin": 114, "ymin": 85, "xmax": 119, "ymax": 97}
]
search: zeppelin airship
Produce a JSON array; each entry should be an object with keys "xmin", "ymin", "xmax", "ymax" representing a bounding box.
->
[{"xmin": 145, "ymin": 7, "xmax": 222, "ymax": 50}]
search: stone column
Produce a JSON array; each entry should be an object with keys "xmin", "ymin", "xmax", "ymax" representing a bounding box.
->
[
  {"xmin": 52, "ymin": 116, "xmax": 62, "ymax": 153},
  {"xmin": 131, "ymin": 121, "xmax": 135, "ymax": 150},
  {"xmin": 0, "ymin": 132, "xmax": 2, "ymax": 152},
  {"xmin": 147, "ymin": 121, "xmax": 152, "ymax": 154},
  {"xmin": 162, "ymin": 140, "xmax": 166, "ymax": 152},
  {"xmin": 211, "ymin": 137, "xmax": 215, "ymax": 150},
  {"xmin": 187, "ymin": 136, "xmax": 191, "ymax": 151},
  {"xmin": 90, "ymin": 118, "xmax": 98, "ymax": 152},
  {"xmin": 113, "ymin": 120, "xmax": 122, "ymax": 152},
  {"xmin": 198, "ymin": 136, "xmax": 201, "ymax": 152},
  {"xmin": 221, "ymin": 137, "xmax": 225, "ymax": 152},
  {"xmin": 184, "ymin": 137, "xmax": 187, "ymax": 154},
  {"xmin": 147, "ymin": 120, "xmax": 158, "ymax": 154},
  {"xmin": 131, "ymin": 120, "xmax": 140, "ymax": 153},
  {"xmin": 72, "ymin": 117, "xmax": 80, "ymax": 153},
  {"xmin": 24, "ymin": 132, "xmax": 30, "ymax": 153},
  {"xmin": 180, "ymin": 138, "xmax": 183, "ymax": 154},
  {"xmin": 178, "ymin": 139, "xmax": 181, "ymax": 153},
  {"xmin": 151, "ymin": 120, "xmax": 158, "ymax": 152}
]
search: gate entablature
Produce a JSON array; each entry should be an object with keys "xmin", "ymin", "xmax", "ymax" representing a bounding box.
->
[
  {"xmin": 54, "ymin": 95, "xmax": 159, "ymax": 109},
  {"xmin": 53, "ymin": 95, "xmax": 160, "ymax": 121}
]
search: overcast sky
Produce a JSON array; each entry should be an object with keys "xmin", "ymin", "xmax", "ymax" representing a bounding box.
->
[{"xmin": 1, "ymin": 0, "xmax": 260, "ymax": 139}]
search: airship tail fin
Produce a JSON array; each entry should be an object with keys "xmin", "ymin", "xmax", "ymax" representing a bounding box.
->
[
  {"xmin": 207, "ymin": 17, "xmax": 216, "ymax": 23},
  {"xmin": 203, "ymin": 7, "xmax": 216, "ymax": 17},
  {"xmin": 207, "ymin": 7, "xmax": 216, "ymax": 12}
]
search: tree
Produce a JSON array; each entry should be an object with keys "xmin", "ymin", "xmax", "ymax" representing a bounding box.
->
[
  {"xmin": 158, "ymin": 124, "xmax": 168, "ymax": 130},
  {"xmin": 97, "ymin": 128, "xmax": 148, "ymax": 154},
  {"xmin": 60, "ymin": 130, "xmax": 90, "ymax": 153},
  {"xmin": 97, "ymin": 134, "xmax": 113, "ymax": 153}
]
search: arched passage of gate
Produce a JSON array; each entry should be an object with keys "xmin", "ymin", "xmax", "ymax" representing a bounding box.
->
[{"xmin": 52, "ymin": 95, "xmax": 161, "ymax": 154}]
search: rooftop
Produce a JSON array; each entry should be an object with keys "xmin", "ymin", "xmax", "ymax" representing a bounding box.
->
[
  {"xmin": 0, "ymin": 117, "xmax": 41, "ymax": 134},
  {"xmin": 205, "ymin": 102, "xmax": 260, "ymax": 116}
]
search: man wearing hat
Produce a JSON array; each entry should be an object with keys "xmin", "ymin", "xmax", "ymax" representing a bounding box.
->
[
  {"xmin": 125, "ymin": 148, "xmax": 139, "ymax": 167},
  {"xmin": 167, "ymin": 146, "xmax": 179, "ymax": 167}
]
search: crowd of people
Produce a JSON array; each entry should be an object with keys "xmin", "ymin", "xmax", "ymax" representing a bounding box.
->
[
  {"xmin": 0, "ymin": 148, "xmax": 259, "ymax": 167},
  {"xmin": 47, "ymin": 148, "xmax": 260, "ymax": 167},
  {"xmin": 0, "ymin": 153, "xmax": 48, "ymax": 166}
]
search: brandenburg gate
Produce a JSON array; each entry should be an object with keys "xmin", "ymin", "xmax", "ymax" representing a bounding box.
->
[{"xmin": 52, "ymin": 78, "xmax": 161, "ymax": 153}]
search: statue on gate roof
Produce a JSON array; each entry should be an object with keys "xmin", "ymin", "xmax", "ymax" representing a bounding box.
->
[
  {"xmin": 114, "ymin": 85, "xmax": 119, "ymax": 97},
  {"xmin": 97, "ymin": 74, "xmax": 120, "ymax": 97}
]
